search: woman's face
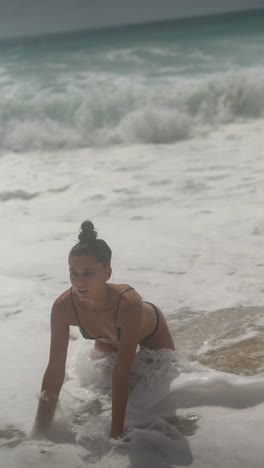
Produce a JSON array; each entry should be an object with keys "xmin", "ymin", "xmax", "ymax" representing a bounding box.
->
[{"xmin": 69, "ymin": 254, "xmax": 111, "ymax": 301}]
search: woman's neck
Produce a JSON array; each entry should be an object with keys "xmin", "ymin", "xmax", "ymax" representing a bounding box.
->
[{"xmin": 74, "ymin": 284, "xmax": 115, "ymax": 314}]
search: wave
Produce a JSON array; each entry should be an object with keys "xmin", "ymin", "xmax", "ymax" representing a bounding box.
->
[{"xmin": 1, "ymin": 67, "xmax": 264, "ymax": 152}]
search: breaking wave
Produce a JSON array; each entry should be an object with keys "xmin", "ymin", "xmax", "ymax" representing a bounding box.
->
[{"xmin": 1, "ymin": 67, "xmax": 264, "ymax": 152}]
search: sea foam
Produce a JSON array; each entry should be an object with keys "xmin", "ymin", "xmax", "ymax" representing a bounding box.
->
[{"xmin": 1, "ymin": 67, "xmax": 264, "ymax": 152}]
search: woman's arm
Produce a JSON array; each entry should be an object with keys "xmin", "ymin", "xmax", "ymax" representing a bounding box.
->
[
  {"xmin": 111, "ymin": 296, "xmax": 143, "ymax": 439},
  {"xmin": 32, "ymin": 300, "xmax": 69, "ymax": 435}
]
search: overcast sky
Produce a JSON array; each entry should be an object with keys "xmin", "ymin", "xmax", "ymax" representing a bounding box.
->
[{"xmin": 0, "ymin": 0, "xmax": 264, "ymax": 39}]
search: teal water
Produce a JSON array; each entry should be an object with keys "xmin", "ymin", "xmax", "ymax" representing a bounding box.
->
[
  {"xmin": 0, "ymin": 8, "xmax": 264, "ymax": 152},
  {"xmin": 1, "ymin": 9, "xmax": 264, "ymax": 70}
]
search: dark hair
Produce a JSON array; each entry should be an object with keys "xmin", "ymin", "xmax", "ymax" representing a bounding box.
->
[{"xmin": 69, "ymin": 221, "xmax": 112, "ymax": 267}]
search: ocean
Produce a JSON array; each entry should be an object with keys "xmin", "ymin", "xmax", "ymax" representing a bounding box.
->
[{"xmin": 1, "ymin": 9, "xmax": 264, "ymax": 468}]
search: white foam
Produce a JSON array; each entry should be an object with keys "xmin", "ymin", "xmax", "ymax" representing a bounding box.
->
[
  {"xmin": 1, "ymin": 67, "xmax": 264, "ymax": 152},
  {"xmin": 1, "ymin": 114, "xmax": 264, "ymax": 468}
]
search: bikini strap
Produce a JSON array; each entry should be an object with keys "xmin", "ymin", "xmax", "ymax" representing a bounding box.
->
[
  {"xmin": 114, "ymin": 287, "xmax": 134, "ymax": 328},
  {"xmin": 70, "ymin": 287, "xmax": 84, "ymax": 330}
]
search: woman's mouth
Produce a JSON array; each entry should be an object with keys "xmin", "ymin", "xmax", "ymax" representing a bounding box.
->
[{"xmin": 78, "ymin": 289, "xmax": 88, "ymax": 295}]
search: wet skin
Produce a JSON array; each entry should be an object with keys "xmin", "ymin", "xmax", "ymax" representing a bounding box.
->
[
  {"xmin": 34, "ymin": 254, "xmax": 175, "ymax": 441},
  {"xmin": 67, "ymin": 254, "xmax": 175, "ymax": 351}
]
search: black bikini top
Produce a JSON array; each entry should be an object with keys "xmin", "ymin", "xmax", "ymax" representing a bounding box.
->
[{"xmin": 70, "ymin": 286, "xmax": 134, "ymax": 341}]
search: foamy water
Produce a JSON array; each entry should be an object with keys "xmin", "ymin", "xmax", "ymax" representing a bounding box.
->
[{"xmin": 1, "ymin": 10, "xmax": 264, "ymax": 468}]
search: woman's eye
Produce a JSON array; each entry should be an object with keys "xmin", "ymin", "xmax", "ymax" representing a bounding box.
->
[{"xmin": 84, "ymin": 272, "xmax": 93, "ymax": 277}]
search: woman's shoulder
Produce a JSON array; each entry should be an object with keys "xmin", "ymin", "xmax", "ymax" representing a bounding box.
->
[
  {"xmin": 114, "ymin": 284, "xmax": 143, "ymax": 328},
  {"xmin": 52, "ymin": 288, "xmax": 72, "ymax": 313},
  {"xmin": 110, "ymin": 283, "xmax": 137, "ymax": 293},
  {"xmin": 108, "ymin": 283, "xmax": 140, "ymax": 299},
  {"xmin": 111, "ymin": 283, "xmax": 142, "ymax": 307}
]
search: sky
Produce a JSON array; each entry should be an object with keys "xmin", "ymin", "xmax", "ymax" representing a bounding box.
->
[{"xmin": 0, "ymin": 0, "xmax": 264, "ymax": 39}]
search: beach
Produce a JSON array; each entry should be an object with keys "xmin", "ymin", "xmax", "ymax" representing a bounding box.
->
[{"xmin": 1, "ymin": 10, "xmax": 264, "ymax": 467}]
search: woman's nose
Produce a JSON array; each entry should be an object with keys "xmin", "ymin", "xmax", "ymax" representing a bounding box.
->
[{"xmin": 75, "ymin": 276, "xmax": 88, "ymax": 288}]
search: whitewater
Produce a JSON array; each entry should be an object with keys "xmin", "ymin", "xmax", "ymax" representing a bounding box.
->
[{"xmin": 1, "ymin": 9, "xmax": 264, "ymax": 468}]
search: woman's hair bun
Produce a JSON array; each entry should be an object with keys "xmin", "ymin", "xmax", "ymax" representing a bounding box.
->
[{"xmin": 78, "ymin": 220, "xmax": 97, "ymax": 243}]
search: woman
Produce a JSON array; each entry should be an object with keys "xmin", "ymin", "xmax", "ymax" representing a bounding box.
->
[{"xmin": 33, "ymin": 221, "xmax": 175, "ymax": 440}]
